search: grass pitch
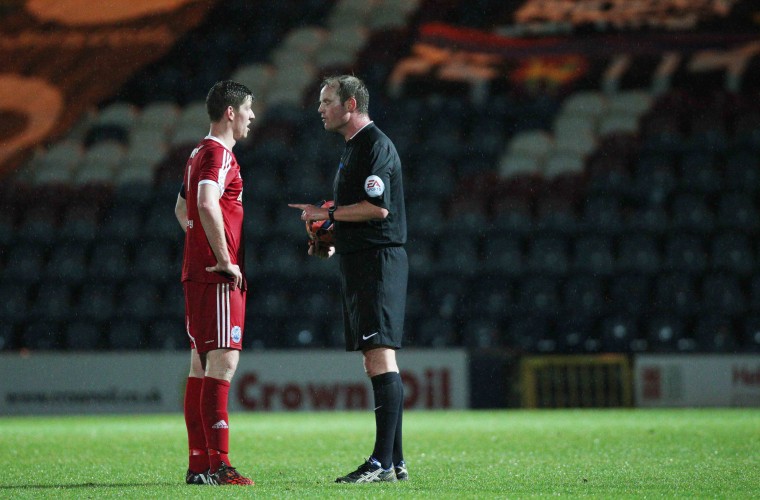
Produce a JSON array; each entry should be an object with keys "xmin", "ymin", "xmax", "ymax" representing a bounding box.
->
[{"xmin": 1, "ymin": 409, "xmax": 758, "ymax": 498}]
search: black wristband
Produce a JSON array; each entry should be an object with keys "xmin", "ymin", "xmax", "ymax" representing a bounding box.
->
[{"xmin": 328, "ymin": 205, "xmax": 337, "ymax": 223}]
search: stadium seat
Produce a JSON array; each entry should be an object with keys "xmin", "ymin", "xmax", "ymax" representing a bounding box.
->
[
  {"xmin": 626, "ymin": 206, "xmax": 671, "ymax": 237},
  {"xmin": 670, "ymin": 194, "xmax": 715, "ymax": 235},
  {"xmin": 29, "ymin": 284, "xmax": 76, "ymax": 323},
  {"xmin": 710, "ymin": 232, "xmax": 755, "ymax": 276},
  {"xmin": 526, "ymin": 236, "xmax": 569, "ymax": 276},
  {"xmin": 662, "ymin": 234, "xmax": 707, "ymax": 275},
  {"xmin": 693, "ymin": 315, "xmax": 738, "ymax": 352},
  {"xmin": 405, "ymin": 236, "xmax": 436, "ymax": 277},
  {"xmin": 580, "ymin": 195, "xmax": 623, "ymax": 236},
  {"xmin": 146, "ymin": 319, "xmax": 184, "ymax": 350},
  {"xmin": 505, "ymin": 316, "xmax": 552, "ymax": 353},
  {"xmin": 608, "ymin": 274, "xmax": 651, "ymax": 315},
  {"xmin": 644, "ymin": 315, "xmax": 684, "ymax": 352},
  {"xmin": 562, "ymin": 275, "xmax": 604, "ymax": 318},
  {"xmin": 652, "ymin": 273, "xmax": 700, "ymax": 317},
  {"xmin": 0, "ymin": 321, "xmax": 15, "ymax": 350},
  {"xmin": 75, "ymin": 284, "xmax": 117, "ymax": 323},
  {"xmin": 88, "ymin": 242, "xmax": 131, "ymax": 282},
  {"xmin": 281, "ymin": 318, "xmax": 325, "ymax": 348},
  {"xmin": 0, "ymin": 282, "xmax": 32, "ymax": 324},
  {"xmin": 572, "ymin": 235, "xmax": 615, "ymax": 277},
  {"xmin": 106, "ymin": 319, "xmax": 146, "ymax": 350},
  {"xmin": 616, "ymin": 234, "xmax": 661, "ymax": 275},
  {"xmin": 599, "ymin": 315, "xmax": 639, "ymax": 352},
  {"xmin": 116, "ymin": 282, "xmax": 161, "ymax": 322},
  {"xmin": 45, "ymin": 242, "xmax": 89, "ymax": 285},
  {"xmin": 415, "ymin": 316, "xmax": 457, "ymax": 348},
  {"xmin": 426, "ymin": 274, "xmax": 466, "ymax": 321},
  {"xmin": 65, "ymin": 321, "xmax": 103, "ymax": 350},
  {"xmin": 460, "ymin": 318, "xmax": 502, "ymax": 349},
  {"xmin": 16, "ymin": 205, "xmax": 58, "ymax": 245},
  {"xmin": 716, "ymin": 192, "xmax": 759, "ymax": 232},
  {"xmin": 518, "ymin": 276, "xmax": 560, "ymax": 316},
  {"xmin": 3, "ymin": 242, "xmax": 46, "ymax": 283},
  {"xmin": 555, "ymin": 315, "xmax": 596, "ymax": 354},
  {"xmin": 434, "ymin": 235, "xmax": 479, "ymax": 276},
  {"xmin": 629, "ymin": 164, "xmax": 676, "ymax": 207},
  {"xmin": 20, "ymin": 321, "xmax": 61, "ymax": 350},
  {"xmin": 701, "ymin": 273, "xmax": 747, "ymax": 317},
  {"xmin": 482, "ymin": 235, "xmax": 525, "ymax": 276},
  {"xmin": 460, "ymin": 275, "xmax": 513, "ymax": 321},
  {"xmin": 741, "ymin": 316, "xmax": 760, "ymax": 352}
]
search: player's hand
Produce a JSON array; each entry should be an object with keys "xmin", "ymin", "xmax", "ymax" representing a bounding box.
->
[
  {"xmin": 308, "ymin": 239, "xmax": 335, "ymax": 259},
  {"xmin": 206, "ymin": 261, "xmax": 243, "ymax": 290}
]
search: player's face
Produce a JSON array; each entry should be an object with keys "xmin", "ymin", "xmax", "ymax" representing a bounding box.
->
[
  {"xmin": 318, "ymin": 85, "xmax": 350, "ymax": 133},
  {"xmin": 232, "ymin": 96, "xmax": 255, "ymax": 140}
]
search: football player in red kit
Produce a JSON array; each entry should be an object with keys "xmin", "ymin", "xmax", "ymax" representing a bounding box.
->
[{"xmin": 174, "ymin": 80, "xmax": 255, "ymax": 486}]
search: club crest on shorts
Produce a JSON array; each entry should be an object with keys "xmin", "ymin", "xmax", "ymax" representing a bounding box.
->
[
  {"xmin": 231, "ymin": 325, "xmax": 242, "ymax": 343},
  {"xmin": 364, "ymin": 175, "xmax": 385, "ymax": 197}
]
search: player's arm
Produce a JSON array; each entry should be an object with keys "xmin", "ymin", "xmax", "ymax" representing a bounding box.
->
[
  {"xmin": 175, "ymin": 193, "xmax": 188, "ymax": 233},
  {"xmin": 197, "ymin": 183, "xmax": 243, "ymax": 289}
]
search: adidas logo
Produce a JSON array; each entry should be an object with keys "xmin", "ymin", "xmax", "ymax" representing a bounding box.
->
[{"xmin": 211, "ymin": 420, "xmax": 229, "ymax": 429}]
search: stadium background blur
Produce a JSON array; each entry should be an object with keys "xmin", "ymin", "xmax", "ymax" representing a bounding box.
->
[{"xmin": 1, "ymin": 0, "xmax": 759, "ymax": 410}]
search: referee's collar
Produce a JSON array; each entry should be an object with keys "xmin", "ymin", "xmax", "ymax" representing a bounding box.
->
[{"xmin": 348, "ymin": 121, "xmax": 373, "ymax": 141}]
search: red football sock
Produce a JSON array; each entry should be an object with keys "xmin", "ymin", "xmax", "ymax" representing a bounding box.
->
[
  {"xmin": 201, "ymin": 377, "xmax": 231, "ymax": 472},
  {"xmin": 184, "ymin": 376, "xmax": 208, "ymax": 473}
]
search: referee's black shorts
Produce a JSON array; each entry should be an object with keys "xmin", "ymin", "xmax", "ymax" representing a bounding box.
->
[{"xmin": 339, "ymin": 245, "xmax": 408, "ymax": 352}]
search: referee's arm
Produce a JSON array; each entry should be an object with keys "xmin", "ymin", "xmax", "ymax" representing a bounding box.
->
[{"xmin": 331, "ymin": 200, "xmax": 388, "ymax": 222}]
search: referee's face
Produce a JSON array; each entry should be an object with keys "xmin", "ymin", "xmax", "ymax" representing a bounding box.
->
[{"xmin": 319, "ymin": 84, "xmax": 350, "ymax": 133}]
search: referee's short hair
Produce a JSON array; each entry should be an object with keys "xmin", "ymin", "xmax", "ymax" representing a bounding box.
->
[
  {"xmin": 206, "ymin": 80, "xmax": 253, "ymax": 122},
  {"xmin": 322, "ymin": 75, "xmax": 369, "ymax": 115}
]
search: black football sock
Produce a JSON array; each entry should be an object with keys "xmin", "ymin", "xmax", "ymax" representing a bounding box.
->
[
  {"xmin": 370, "ymin": 371, "xmax": 402, "ymax": 470},
  {"xmin": 392, "ymin": 379, "xmax": 404, "ymax": 466}
]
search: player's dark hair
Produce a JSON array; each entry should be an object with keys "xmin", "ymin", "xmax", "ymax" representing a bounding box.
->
[
  {"xmin": 321, "ymin": 75, "xmax": 369, "ymax": 115},
  {"xmin": 206, "ymin": 80, "xmax": 253, "ymax": 122}
]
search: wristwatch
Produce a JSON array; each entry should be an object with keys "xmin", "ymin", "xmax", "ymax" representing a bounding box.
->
[{"xmin": 328, "ymin": 204, "xmax": 337, "ymax": 222}]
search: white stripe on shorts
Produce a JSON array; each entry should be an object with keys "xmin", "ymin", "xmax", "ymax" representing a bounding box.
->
[{"xmin": 217, "ymin": 283, "xmax": 231, "ymax": 348}]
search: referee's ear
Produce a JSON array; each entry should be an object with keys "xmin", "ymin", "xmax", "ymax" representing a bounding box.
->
[{"xmin": 345, "ymin": 97, "xmax": 357, "ymax": 112}]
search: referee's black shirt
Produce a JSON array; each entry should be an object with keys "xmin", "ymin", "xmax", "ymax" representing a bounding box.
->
[{"xmin": 332, "ymin": 122, "xmax": 407, "ymax": 254}]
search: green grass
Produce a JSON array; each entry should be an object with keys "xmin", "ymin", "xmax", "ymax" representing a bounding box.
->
[{"xmin": 1, "ymin": 409, "xmax": 758, "ymax": 498}]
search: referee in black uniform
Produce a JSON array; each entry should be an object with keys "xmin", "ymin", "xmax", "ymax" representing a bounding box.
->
[{"xmin": 289, "ymin": 75, "xmax": 408, "ymax": 484}]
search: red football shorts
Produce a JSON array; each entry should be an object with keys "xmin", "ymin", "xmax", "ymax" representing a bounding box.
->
[{"xmin": 183, "ymin": 281, "xmax": 246, "ymax": 353}]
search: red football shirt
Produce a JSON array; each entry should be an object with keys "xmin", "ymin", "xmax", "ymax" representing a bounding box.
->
[{"xmin": 181, "ymin": 136, "xmax": 245, "ymax": 287}]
